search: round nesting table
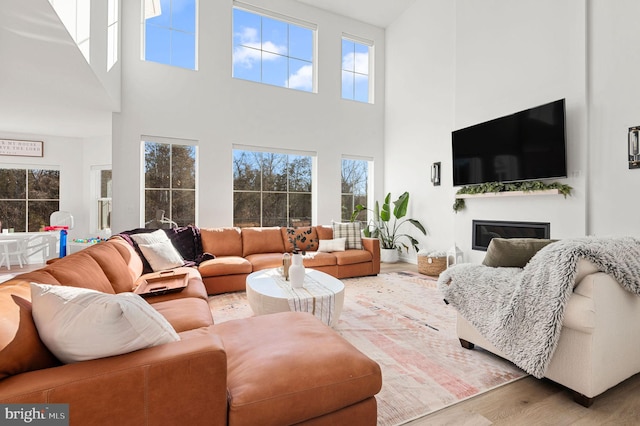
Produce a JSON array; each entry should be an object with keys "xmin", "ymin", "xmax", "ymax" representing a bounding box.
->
[{"xmin": 246, "ymin": 268, "xmax": 345, "ymax": 327}]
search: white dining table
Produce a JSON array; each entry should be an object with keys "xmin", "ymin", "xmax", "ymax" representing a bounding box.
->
[{"xmin": 0, "ymin": 232, "xmax": 59, "ymax": 268}]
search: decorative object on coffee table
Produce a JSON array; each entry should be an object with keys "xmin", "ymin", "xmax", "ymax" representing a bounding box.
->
[{"xmin": 289, "ymin": 253, "xmax": 305, "ymax": 288}]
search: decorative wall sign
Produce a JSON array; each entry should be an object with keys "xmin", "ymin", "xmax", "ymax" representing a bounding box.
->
[
  {"xmin": 629, "ymin": 126, "xmax": 640, "ymax": 169},
  {"xmin": 0, "ymin": 139, "xmax": 43, "ymax": 157}
]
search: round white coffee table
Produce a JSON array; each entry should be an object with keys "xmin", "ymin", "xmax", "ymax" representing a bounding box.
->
[{"xmin": 246, "ymin": 268, "xmax": 345, "ymax": 327}]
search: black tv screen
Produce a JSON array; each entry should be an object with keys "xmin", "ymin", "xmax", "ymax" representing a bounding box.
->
[{"xmin": 452, "ymin": 99, "xmax": 567, "ymax": 186}]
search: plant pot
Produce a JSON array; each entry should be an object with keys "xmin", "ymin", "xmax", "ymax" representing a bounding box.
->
[{"xmin": 380, "ymin": 248, "xmax": 399, "ymax": 263}]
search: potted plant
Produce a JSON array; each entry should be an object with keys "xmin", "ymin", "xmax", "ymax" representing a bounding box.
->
[{"xmin": 351, "ymin": 192, "xmax": 427, "ymax": 263}]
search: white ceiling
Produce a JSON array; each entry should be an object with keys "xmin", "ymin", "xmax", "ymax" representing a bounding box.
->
[
  {"xmin": 295, "ymin": 0, "xmax": 415, "ymax": 28},
  {"xmin": 0, "ymin": 0, "xmax": 115, "ymax": 138}
]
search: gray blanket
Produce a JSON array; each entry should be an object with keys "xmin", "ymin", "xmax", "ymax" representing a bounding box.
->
[{"xmin": 437, "ymin": 237, "xmax": 640, "ymax": 378}]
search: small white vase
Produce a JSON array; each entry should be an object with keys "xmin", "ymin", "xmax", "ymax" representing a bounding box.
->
[{"xmin": 289, "ymin": 253, "xmax": 306, "ymax": 288}]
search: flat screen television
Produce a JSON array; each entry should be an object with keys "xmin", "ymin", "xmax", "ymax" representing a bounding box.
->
[{"xmin": 452, "ymin": 99, "xmax": 567, "ymax": 186}]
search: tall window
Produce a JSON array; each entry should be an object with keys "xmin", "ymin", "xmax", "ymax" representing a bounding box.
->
[
  {"xmin": 232, "ymin": 5, "xmax": 316, "ymax": 92},
  {"xmin": 143, "ymin": 140, "xmax": 197, "ymax": 228},
  {"xmin": 97, "ymin": 169, "xmax": 112, "ymax": 231},
  {"xmin": 143, "ymin": 0, "xmax": 197, "ymax": 70},
  {"xmin": 341, "ymin": 158, "xmax": 370, "ymax": 222},
  {"xmin": 49, "ymin": 0, "xmax": 91, "ymax": 63},
  {"xmin": 0, "ymin": 168, "xmax": 60, "ymax": 232},
  {"xmin": 107, "ymin": 0, "xmax": 119, "ymax": 70},
  {"xmin": 341, "ymin": 36, "xmax": 373, "ymax": 103},
  {"xmin": 233, "ymin": 149, "xmax": 313, "ymax": 227}
]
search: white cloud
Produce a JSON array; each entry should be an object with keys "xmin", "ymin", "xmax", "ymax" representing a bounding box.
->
[
  {"xmin": 342, "ymin": 52, "xmax": 369, "ymax": 74},
  {"xmin": 287, "ymin": 64, "xmax": 313, "ymax": 91},
  {"xmin": 233, "ymin": 27, "xmax": 287, "ymax": 68}
]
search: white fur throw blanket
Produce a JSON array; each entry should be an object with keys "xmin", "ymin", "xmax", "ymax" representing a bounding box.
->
[{"xmin": 437, "ymin": 236, "xmax": 640, "ymax": 378}]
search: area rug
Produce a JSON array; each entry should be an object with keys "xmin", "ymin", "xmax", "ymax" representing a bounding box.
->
[{"xmin": 208, "ymin": 271, "xmax": 526, "ymax": 425}]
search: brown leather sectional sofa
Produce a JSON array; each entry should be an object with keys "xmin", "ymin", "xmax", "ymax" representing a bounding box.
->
[
  {"xmin": 0, "ymin": 238, "xmax": 382, "ymax": 425},
  {"xmin": 191, "ymin": 226, "xmax": 380, "ymax": 294}
]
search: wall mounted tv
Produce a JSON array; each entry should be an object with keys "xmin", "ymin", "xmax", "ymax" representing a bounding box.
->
[{"xmin": 452, "ymin": 99, "xmax": 567, "ymax": 186}]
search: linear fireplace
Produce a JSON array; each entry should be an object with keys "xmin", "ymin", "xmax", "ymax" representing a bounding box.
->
[{"xmin": 472, "ymin": 220, "xmax": 550, "ymax": 251}]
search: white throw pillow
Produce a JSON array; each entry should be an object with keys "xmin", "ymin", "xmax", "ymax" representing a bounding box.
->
[
  {"xmin": 317, "ymin": 238, "xmax": 347, "ymax": 253},
  {"xmin": 130, "ymin": 230, "xmax": 184, "ymax": 271},
  {"xmin": 30, "ymin": 283, "xmax": 180, "ymax": 364}
]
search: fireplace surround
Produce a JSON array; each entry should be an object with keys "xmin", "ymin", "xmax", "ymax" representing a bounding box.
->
[{"xmin": 472, "ymin": 220, "xmax": 550, "ymax": 251}]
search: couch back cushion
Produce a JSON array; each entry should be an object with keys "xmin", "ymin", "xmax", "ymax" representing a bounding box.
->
[
  {"xmin": 0, "ymin": 281, "xmax": 61, "ymax": 380},
  {"xmin": 316, "ymin": 226, "xmax": 333, "ymax": 240},
  {"xmin": 281, "ymin": 227, "xmax": 319, "ymax": 253},
  {"xmin": 242, "ymin": 227, "xmax": 285, "ymax": 257},
  {"xmin": 200, "ymin": 227, "xmax": 243, "ymax": 257},
  {"xmin": 16, "ymin": 239, "xmax": 142, "ymax": 295}
]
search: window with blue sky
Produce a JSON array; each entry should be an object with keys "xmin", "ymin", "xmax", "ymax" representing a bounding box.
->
[
  {"xmin": 342, "ymin": 36, "xmax": 373, "ymax": 103},
  {"xmin": 233, "ymin": 5, "xmax": 316, "ymax": 92},
  {"xmin": 143, "ymin": 0, "xmax": 197, "ymax": 70}
]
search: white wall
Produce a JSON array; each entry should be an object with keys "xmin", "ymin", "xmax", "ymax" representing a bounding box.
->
[
  {"xmin": 112, "ymin": 0, "xmax": 386, "ymax": 232},
  {"xmin": 588, "ymin": 0, "xmax": 640, "ymax": 236},
  {"xmin": 387, "ymin": 0, "xmax": 589, "ymax": 263},
  {"xmin": 0, "ymin": 132, "xmax": 111, "ymax": 240},
  {"xmin": 385, "ymin": 0, "xmax": 456, "ymax": 259}
]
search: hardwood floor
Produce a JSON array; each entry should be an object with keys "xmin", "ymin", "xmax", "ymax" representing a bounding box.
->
[
  {"xmin": 4, "ymin": 262, "xmax": 639, "ymax": 424},
  {"xmin": 380, "ymin": 262, "xmax": 640, "ymax": 425}
]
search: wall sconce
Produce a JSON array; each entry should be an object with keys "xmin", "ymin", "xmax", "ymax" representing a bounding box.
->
[{"xmin": 431, "ymin": 162, "xmax": 441, "ymax": 186}]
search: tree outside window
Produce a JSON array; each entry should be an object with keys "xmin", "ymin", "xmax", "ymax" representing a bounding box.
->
[
  {"xmin": 233, "ymin": 149, "xmax": 312, "ymax": 227},
  {"xmin": 143, "ymin": 141, "xmax": 196, "ymax": 228},
  {"xmin": 341, "ymin": 158, "xmax": 369, "ymax": 222},
  {"xmin": 0, "ymin": 168, "xmax": 60, "ymax": 232}
]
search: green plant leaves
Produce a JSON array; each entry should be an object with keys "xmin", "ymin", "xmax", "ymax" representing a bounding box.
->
[{"xmin": 452, "ymin": 181, "xmax": 573, "ymax": 212}]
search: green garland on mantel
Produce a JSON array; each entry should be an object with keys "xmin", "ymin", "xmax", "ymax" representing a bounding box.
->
[{"xmin": 453, "ymin": 181, "xmax": 573, "ymax": 212}]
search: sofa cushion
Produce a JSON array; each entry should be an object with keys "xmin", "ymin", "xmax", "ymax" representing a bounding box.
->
[
  {"xmin": 0, "ymin": 282, "xmax": 60, "ymax": 380},
  {"xmin": 214, "ymin": 312, "xmax": 382, "ymax": 426},
  {"xmin": 482, "ymin": 238, "xmax": 556, "ymax": 268},
  {"xmin": 242, "ymin": 227, "xmax": 285, "ymax": 257},
  {"xmin": 131, "ymin": 230, "xmax": 185, "ymax": 272},
  {"xmin": 198, "ymin": 256, "xmax": 252, "ymax": 277},
  {"xmin": 245, "ymin": 253, "xmax": 286, "ymax": 271},
  {"xmin": 297, "ymin": 252, "xmax": 337, "ymax": 268},
  {"xmin": 332, "ymin": 222, "xmax": 362, "ymax": 250},
  {"xmin": 281, "ymin": 227, "xmax": 319, "ymax": 253},
  {"xmin": 45, "ymin": 251, "xmax": 117, "ymax": 294},
  {"xmin": 333, "ymin": 249, "xmax": 373, "ymax": 266},
  {"xmin": 30, "ymin": 283, "xmax": 180, "ymax": 364},
  {"xmin": 200, "ymin": 227, "xmax": 243, "ymax": 257},
  {"xmin": 317, "ymin": 238, "xmax": 346, "ymax": 253},
  {"xmin": 150, "ymin": 298, "xmax": 214, "ymax": 333},
  {"xmin": 316, "ymin": 225, "xmax": 333, "ymax": 240}
]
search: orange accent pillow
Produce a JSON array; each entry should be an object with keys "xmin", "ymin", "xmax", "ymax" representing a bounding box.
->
[{"xmin": 281, "ymin": 227, "xmax": 319, "ymax": 253}]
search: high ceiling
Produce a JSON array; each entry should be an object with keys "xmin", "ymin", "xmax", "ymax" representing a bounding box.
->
[
  {"xmin": 0, "ymin": 0, "xmax": 115, "ymax": 138},
  {"xmin": 295, "ymin": 0, "xmax": 415, "ymax": 28}
]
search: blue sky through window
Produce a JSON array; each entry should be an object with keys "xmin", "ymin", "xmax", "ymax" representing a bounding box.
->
[
  {"xmin": 342, "ymin": 39, "xmax": 370, "ymax": 103},
  {"xmin": 233, "ymin": 8, "xmax": 314, "ymax": 92},
  {"xmin": 144, "ymin": 0, "xmax": 196, "ymax": 70}
]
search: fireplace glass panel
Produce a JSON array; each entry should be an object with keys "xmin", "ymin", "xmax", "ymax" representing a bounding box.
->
[{"xmin": 472, "ymin": 220, "xmax": 550, "ymax": 251}]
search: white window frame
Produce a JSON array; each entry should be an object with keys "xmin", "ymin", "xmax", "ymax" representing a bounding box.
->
[
  {"xmin": 232, "ymin": 1, "xmax": 318, "ymax": 93},
  {"xmin": 140, "ymin": 136, "xmax": 199, "ymax": 228},
  {"xmin": 141, "ymin": 0, "xmax": 199, "ymax": 70},
  {"xmin": 341, "ymin": 33, "xmax": 375, "ymax": 104}
]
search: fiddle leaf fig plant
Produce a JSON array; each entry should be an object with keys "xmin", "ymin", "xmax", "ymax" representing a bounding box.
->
[{"xmin": 351, "ymin": 191, "xmax": 427, "ymax": 253}]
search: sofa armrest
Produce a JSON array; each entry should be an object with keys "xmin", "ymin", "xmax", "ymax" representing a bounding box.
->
[
  {"xmin": 0, "ymin": 333, "xmax": 228, "ymax": 426},
  {"xmin": 361, "ymin": 238, "xmax": 380, "ymax": 274}
]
